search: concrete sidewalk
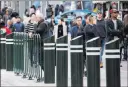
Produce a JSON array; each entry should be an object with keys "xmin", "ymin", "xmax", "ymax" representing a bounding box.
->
[{"xmin": 1, "ymin": 61, "xmax": 127, "ymax": 87}]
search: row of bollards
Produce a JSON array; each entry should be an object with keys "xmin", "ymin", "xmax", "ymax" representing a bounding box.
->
[{"xmin": 0, "ymin": 32, "xmax": 121, "ymax": 87}]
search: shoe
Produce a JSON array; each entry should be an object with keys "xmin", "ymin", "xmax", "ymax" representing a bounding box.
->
[{"xmin": 100, "ymin": 62, "xmax": 103, "ymax": 68}]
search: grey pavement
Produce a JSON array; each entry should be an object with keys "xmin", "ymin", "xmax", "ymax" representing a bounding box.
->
[{"xmin": 1, "ymin": 61, "xmax": 128, "ymax": 87}]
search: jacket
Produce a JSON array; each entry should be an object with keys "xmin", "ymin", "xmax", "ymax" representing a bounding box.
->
[
  {"xmin": 36, "ymin": 19, "xmax": 49, "ymax": 39},
  {"xmin": 54, "ymin": 23, "xmax": 67, "ymax": 41},
  {"xmin": 70, "ymin": 25, "xmax": 84, "ymax": 39},
  {"xmin": 96, "ymin": 19, "xmax": 106, "ymax": 39},
  {"xmin": 13, "ymin": 22, "xmax": 24, "ymax": 32},
  {"xmin": 84, "ymin": 24, "xmax": 98, "ymax": 41},
  {"xmin": 106, "ymin": 19, "xmax": 123, "ymax": 40}
]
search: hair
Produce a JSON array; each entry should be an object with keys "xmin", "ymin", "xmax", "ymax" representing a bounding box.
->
[
  {"xmin": 88, "ymin": 15, "xmax": 94, "ymax": 24},
  {"xmin": 36, "ymin": 13, "xmax": 44, "ymax": 19},
  {"xmin": 76, "ymin": 16, "xmax": 82, "ymax": 20},
  {"xmin": 84, "ymin": 13, "xmax": 91, "ymax": 19},
  {"xmin": 30, "ymin": 5, "xmax": 36, "ymax": 11},
  {"xmin": 124, "ymin": 14, "xmax": 128, "ymax": 27},
  {"xmin": 60, "ymin": 18, "xmax": 64, "ymax": 22},
  {"xmin": 30, "ymin": 13, "xmax": 36, "ymax": 17},
  {"xmin": 0, "ymin": 21, "xmax": 5, "ymax": 28}
]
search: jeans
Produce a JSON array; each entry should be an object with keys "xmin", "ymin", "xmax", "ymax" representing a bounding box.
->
[{"xmin": 100, "ymin": 39, "xmax": 106, "ymax": 63}]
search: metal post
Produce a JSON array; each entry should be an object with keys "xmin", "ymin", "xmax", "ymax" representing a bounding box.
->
[
  {"xmin": 44, "ymin": 36, "xmax": 55, "ymax": 83},
  {"xmin": 6, "ymin": 33, "xmax": 14, "ymax": 71},
  {"xmin": 56, "ymin": 35, "xmax": 68, "ymax": 87},
  {"xmin": 86, "ymin": 37, "xmax": 101, "ymax": 87},
  {"xmin": 105, "ymin": 38, "xmax": 121, "ymax": 87},
  {"xmin": 0, "ymin": 36, "xmax": 6, "ymax": 69},
  {"xmin": 70, "ymin": 36, "xmax": 83, "ymax": 87}
]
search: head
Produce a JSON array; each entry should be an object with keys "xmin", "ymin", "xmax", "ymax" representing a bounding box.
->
[
  {"xmin": 110, "ymin": 9, "xmax": 119, "ymax": 19},
  {"xmin": 7, "ymin": 19, "xmax": 13, "ymax": 27},
  {"xmin": 30, "ymin": 13, "xmax": 36, "ymax": 22},
  {"xmin": 123, "ymin": 14, "xmax": 128, "ymax": 27},
  {"xmin": 30, "ymin": 5, "xmax": 36, "ymax": 14},
  {"xmin": 76, "ymin": 16, "xmax": 82, "ymax": 26},
  {"xmin": 5, "ymin": 9, "xmax": 9, "ymax": 15},
  {"xmin": 16, "ymin": 17, "xmax": 21, "ymax": 22},
  {"xmin": 25, "ymin": 9, "xmax": 29, "ymax": 17},
  {"xmin": 84, "ymin": 13, "xmax": 91, "ymax": 24},
  {"xmin": 58, "ymin": 18, "xmax": 64, "ymax": 25},
  {"xmin": 97, "ymin": 11, "xmax": 103, "ymax": 20},
  {"xmin": 88, "ymin": 15, "xmax": 94, "ymax": 25},
  {"xmin": 36, "ymin": 13, "xmax": 44, "ymax": 22}
]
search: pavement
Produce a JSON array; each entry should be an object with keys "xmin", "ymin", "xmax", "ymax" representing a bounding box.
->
[{"xmin": 1, "ymin": 61, "xmax": 128, "ymax": 87}]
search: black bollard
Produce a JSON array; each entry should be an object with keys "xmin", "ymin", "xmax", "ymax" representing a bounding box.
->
[
  {"xmin": 105, "ymin": 38, "xmax": 120, "ymax": 87},
  {"xmin": 70, "ymin": 36, "xmax": 83, "ymax": 87},
  {"xmin": 56, "ymin": 35, "xmax": 68, "ymax": 87},
  {"xmin": 0, "ymin": 36, "xmax": 6, "ymax": 69},
  {"xmin": 86, "ymin": 37, "xmax": 101, "ymax": 87},
  {"xmin": 6, "ymin": 33, "xmax": 14, "ymax": 71},
  {"xmin": 44, "ymin": 35, "xmax": 55, "ymax": 83}
]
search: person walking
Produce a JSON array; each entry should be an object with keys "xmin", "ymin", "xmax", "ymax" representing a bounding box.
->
[{"xmin": 96, "ymin": 11, "xmax": 106, "ymax": 68}]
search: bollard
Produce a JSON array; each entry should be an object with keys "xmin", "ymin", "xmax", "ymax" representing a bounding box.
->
[
  {"xmin": 105, "ymin": 38, "xmax": 120, "ymax": 87},
  {"xmin": 44, "ymin": 35, "xmax": 55, "ymax": 83},
  {"xmin": 86, "ymin": 37, "xmax": 101, "ymax": 87},
  {"xmin": 0, "ymin": 36, "xmax": 6, "ymax": 69},
  {"xmin": 70, "ymin": 36, "xmax": 83, "ymax": 87},
  {"xmin": 6, "ymin": 33, "xmax": 14, "ymax": 71},
  {"xmin": 56, "ymin": 35, "xmax": 68, "ymax": 87}
]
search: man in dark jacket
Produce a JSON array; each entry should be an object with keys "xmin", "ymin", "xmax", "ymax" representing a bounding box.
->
[
  {"xmin": 70, "ymin": 16, "xmax": 84, "ymax": 39},
  {"xmin": 106, "ymin": 9, "xmax": 123, "ymax": 40},
  {"xmin": 96, "ymin": 11, "xmax": 106, "ymax": 68},
  {"xmin": 36, "ymin": 13, "xmax": 49, "ymax": 39},
  {"xmin": 36, "ymin": 13, "xmax": 49, "ymax": 70},
  {"xmin": 106, "ymin": 9, "xmax": 124, "ymax": 67}
]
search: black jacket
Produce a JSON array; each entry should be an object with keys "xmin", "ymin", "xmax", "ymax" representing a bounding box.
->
[
  {"xmin": 84, "ymin": 24, "xmax": 98, "ymax": 41},
  {"xmin": 96, "ymin": 19, "xmax": 106, "ymax": 39},
  {"xmin": 36, "ymin": 19, "xmax": 49, "ymax": 39},
  {"xmin": 106, "ymin": 19, "xmax": 123, "ymax": 38}
]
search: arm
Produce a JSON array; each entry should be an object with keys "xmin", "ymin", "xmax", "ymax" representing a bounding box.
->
[{"xmin": 35, "ymin": 23, "xmax": 47, "ymax": 33}]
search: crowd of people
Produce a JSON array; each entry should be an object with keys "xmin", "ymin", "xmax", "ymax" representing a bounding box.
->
[{"xmin": 0, "ymin": 4, "xmax": 128, "ymax": 77}]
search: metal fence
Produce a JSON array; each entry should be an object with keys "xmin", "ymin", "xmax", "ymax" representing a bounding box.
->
[{"xmin": 0, "ymin": 32, "xmax": 122, "ymax": 86}]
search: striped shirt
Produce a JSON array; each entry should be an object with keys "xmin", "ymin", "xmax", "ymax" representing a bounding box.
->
[{"xmin": 24, "ymin": 21, "xmax": 37, "ymax": 33}]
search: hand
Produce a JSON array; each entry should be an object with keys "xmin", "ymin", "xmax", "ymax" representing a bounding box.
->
[{"xmin": 29, "ymin": 32, "xmax": 33, "ymax": 38}]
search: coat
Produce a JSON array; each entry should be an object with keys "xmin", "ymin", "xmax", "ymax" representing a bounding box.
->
[
  {"xmin": 36, "ymin": 19, "xmax": 49, "ymax": 39},
  {"xmin": 54, "ymin": 23, "xmax": 67, "ymax": 42},
  {"xmin": 106, "ymin": 19, "xmax": 124, "ymax": 40}
]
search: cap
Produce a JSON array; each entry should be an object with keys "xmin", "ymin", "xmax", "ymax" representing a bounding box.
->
[{"xmin": 110, "ymin": 9, "xmax": 119, "ymax": 14}]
